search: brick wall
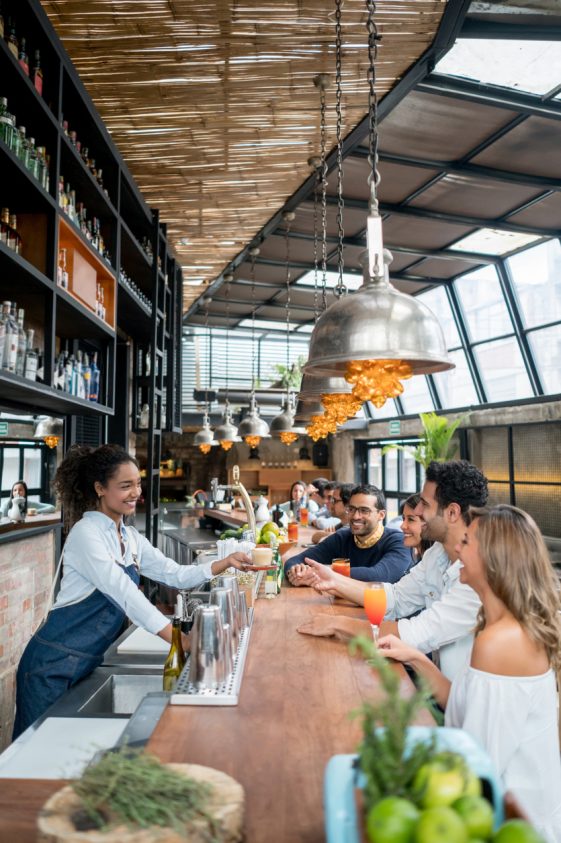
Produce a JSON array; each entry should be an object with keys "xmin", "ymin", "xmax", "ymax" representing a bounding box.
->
[{"xmin": 0, "ymin": 530, "xmax": 56, "ymax": 750}]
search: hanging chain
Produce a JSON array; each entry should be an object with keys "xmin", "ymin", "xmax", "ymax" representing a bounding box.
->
[
  {"xmin": 308, "ymin": 156, "xmax": 322, "ymax": 321},
  {"xmin": 334, "ymin": 0, "xmax": 346, "ymax": 298},
  {"xmin": 314, "ymin": 74, "xmax": 330, "ymax": 313},
  {"xmin": 249, "ymin": 246, "xmax": 259, "ymax": 392},
  {"xmin": 366, "ymin": 0, "xmax": 382, "ymax": 213},
  {"xmin": 283, "ymin": 211, "xmax": 295, "ymax": 379},
  {"xmin": 203, "ymin": 296, "xmax": 211, "ymax": 418},
  {"xmin": 223, "ymin": 272, "xmax": 233, "ymax": 402}
]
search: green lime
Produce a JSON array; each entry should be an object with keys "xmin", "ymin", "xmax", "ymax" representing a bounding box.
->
[
  {"xmin": 493, "ymin": 820, "xmax": 546, "ymax": 843},
  {"xmin": 414, "ymin": 806, "xmax": 468, "ymax": 843},
  {"xmin": 366, "ymin": 796, "xmax": 419, "ymax": 843},
  {"xmin": 453, "ymin": 795, "xmax": 494, "ymax": 839}
]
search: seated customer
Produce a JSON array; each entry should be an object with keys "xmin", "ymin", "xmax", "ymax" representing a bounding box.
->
[
  {"xmin": 279, "ymin": 480, "xmax": 318, "ymax": 522},
  {"xmin": 378, "ymin": 505, "xmax": 561, "ymax": 841},
  {"xmin": 285, "ymin": 484, "xmax": 412, "ymax": 585},
  {"xmin": 1, "ymin": 480, "xmax": 56, "ymax": 517},
  {"xmin": 306, "ymin": 477, "xmax": 331, "ymax": 526},
  {"xmin": 311, "ymin": 481, "xmax": 354, "ymax": 543}
]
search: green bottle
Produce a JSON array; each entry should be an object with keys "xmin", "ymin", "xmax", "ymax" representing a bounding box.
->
[{"xmin": 162, "ymin": 616, "xmax": 185, "ymax": 691}]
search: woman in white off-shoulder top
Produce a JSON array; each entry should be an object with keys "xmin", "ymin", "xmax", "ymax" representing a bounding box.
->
[{"xmin": 379, "ymin": 504, "xmax": 561, "ymax": 843}]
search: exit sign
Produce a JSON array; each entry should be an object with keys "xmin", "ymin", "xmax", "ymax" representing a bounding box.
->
[
  {"xmin": 388, "ymin": 420, "xmax": 401, "ymax": 435},
  {"xmin": 0, "ymin": 422, "xmax": 8, "ymax": 436}
]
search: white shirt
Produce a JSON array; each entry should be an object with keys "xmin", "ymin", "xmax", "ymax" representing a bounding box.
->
[
  {"xmin": 383, "ymin": 542, "xmax": 481, "ymax": 681},
  {"xmin": 53, "ymin": 511, "xmax": 214, "ymax": 635},
  {"xmin": 446, "ymin": 663, "xmax": 561, "ymax": 843}
]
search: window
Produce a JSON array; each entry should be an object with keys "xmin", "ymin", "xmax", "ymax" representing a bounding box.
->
[
  {"xmin": 455, "ymin": 266, "xmax": 513, "ymax": 342},
  {"xmin": 528, "ymin": 325, "xmax": 561, "ymax": 394},
  {"xmin": 0, "ymin": 442, "xmax": 48, "ymax": 507},
  {"xmin": 508, "ymin": 240, "xmax": 561, "ymax": 329},
  {"xmin": 398, "ymin": 375, "xmax": 434, "ymax": 415},
  {"xmin": 417, "ymin": 287, "xmax": 461, "ymax": 349},
  {"xmin": 362, "ymin": 440, "xmax": 425, "ymax": 522},
  {"xmin": 473, "ymin": 337, "xmax": 533, "ymax": 402},
  {"xmin": 433, "ymin": 349, "xmax": 478, "ymax": 408}
]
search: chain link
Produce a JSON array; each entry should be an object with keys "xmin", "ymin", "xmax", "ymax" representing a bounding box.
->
[
  {"xmin": 318, "ymin": 79, "xmax": 328, "ymax": 312},
  {"xmin": 334, "ymin": 0, "xmax": 346, "ymax": 298},
  {"xmin": 312, "ymin": 163, "xmax": 320, "ymax": 320},
  {"xmin": 283, "ymin": 211, "xmax": 295, "ymax": 373},
  {"xmin": 366, "ymin": 0, "xmax": 382, "ymax": 212},
  {"xmin": 224, "ymin": 272, "xmax": 233, "ymax": 400},
  {"xmin": 249, "ymin": 247, "xmax": 259, "ymax": 391}
]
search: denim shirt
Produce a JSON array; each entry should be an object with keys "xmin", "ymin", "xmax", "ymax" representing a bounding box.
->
[{"xmin": 53, "ymin": 511, "xmax": 214, "ymax": 634}]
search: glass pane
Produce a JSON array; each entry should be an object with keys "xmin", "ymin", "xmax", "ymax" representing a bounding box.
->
[
  {"xmin": 436, "ymin": 39, "xmax": 561, "ymax": 97},
  {"xmin": 23, "ymin": 449, "xmax": 42, "ymax": 489},
  {"xmin": 399, "ymin": 375, "xmax": 434, "ymax": 415},
  {"xmin": 455, "ymin": 265, "xmax": 513, "ymax": 342},
  {"xmin": 367, "ymin": 448, "xmax": 382, "ymax": 488},
  {"xmin": 385, "ymin": 497, "xmax": 400, "ymax": 524},
  {"xmin": 400, "ymin": 450, "xmax": 417, "ymax": 493},
  {"xmin": 450, "ymin": 229, "xmax": 541, "ymax": 256},
  {"xmin": 433, "ymin": 349, "xmax": 479, "ymax": 408},
  {"xmin": 474, "ymin": 337, "xmax": 533, "ymax": 401},
  {"xmin": 416, "ymin": 287, "xmax": 461, "ymax": 349},
  {"xmin": 508, "ymin": 240, "xmax": 561, "ymax": 329},
  {"xmin": 1, "ymin": 449, "xmax": 20, "ymax": 494},
  {"xmin": 528, "ymin": 325, "xmax": 561, "ymax": 395},
  {"xmin": 366, "ymin": 399, "xmax": 399, "ymax": 419},
  {"xmin": 385, "ymin": 449, "xmax": 398, "ymax": 491}
]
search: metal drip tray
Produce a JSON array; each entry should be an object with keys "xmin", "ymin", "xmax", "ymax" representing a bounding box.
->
[
  {"xmin": 78, "ymin": 674, "xmax": 164, "ymax": 715},
  {"xmin": 170, "ymin": 608, "xmax": 254, "ymax": 706}
]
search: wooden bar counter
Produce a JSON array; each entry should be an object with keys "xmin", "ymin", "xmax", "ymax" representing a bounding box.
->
[{"xmin": 0, "ymin": 581, "xmax": 434, "ymax": 842}]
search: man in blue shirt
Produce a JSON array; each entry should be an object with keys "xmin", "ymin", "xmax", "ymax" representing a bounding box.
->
[{"xmin": 285, "ymin": 484, "xmax": 413, "ymax": 585}]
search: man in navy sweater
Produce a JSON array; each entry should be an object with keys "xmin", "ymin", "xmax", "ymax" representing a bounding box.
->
[{"xmin": 284, "ymin": 484, "xmax": 413, "ymax": 585}]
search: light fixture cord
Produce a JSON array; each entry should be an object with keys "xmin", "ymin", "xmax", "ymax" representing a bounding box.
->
[
  {"xmin": 366, "ymin": 0, "xmax": 381, "ymax": 212},
  {"xmin": 204, "ymin": 297, "xmax": 211, "ymax": 421},
  {"xmin": 250, "ymin": 248, "xmax": 258, "ymax": 394},
  {"xmin": 225, "ymin": 274, "xmax": 231, "ymax": 404},
  {"xmin": 334, "ymin": 0, "xmax": 346, "ymax": 298},
  {"xmin": 284, "ymin": 213, "xmax": 293, "ymax": 381}
]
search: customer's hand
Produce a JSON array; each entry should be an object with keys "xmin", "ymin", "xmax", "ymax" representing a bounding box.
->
[
  {"xmin": 377, "ymin": 634, "xmax": 421, "ymax": 664},
  {"xmin": 297, "ymin": 615, "xmax": 368, "ymax": 640},
  {"xmin": 286, "ymin": 563, "xmax": 318, "ymax": 587}
]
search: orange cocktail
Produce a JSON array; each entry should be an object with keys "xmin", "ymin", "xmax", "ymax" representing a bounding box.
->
[
  {"xmin": 364, "ymin": 583, "xmax": 387, "ymax": 643},
  {"xmin": 331, "ymin": 558, "xmax": 351, "ymax": 577},
  {"xmin": 299, "ymin": 507, "xmax": 309, "ymax": 527}
]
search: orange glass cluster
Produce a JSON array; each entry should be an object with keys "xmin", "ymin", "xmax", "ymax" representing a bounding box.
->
[
  {"xmin": 220, "ymin": 440, "xmax": 234, "ymax": 451},
  {"xmin": 279, "ymin": 431, "xmax": 298, "ymax": 445},
  {"xmin": 306, "ymin": 414, "xmax": 337, "ymax": 441},
  {"xmin": 346, "ymin": 359, "xmax": 413, "ymax": 407},
  {"xmin": 199, "ymin": 443, "xmax": 212, "ymax": 454},
  {"xmin": 244, "ymin": 435, "xmax": 261, "ymax": 448},
  {"xmin": 321, "ymin": 393, "xmax": 363, "ymax": 424},
  {"xmin": 43, "ymin": 435, "xmax": 60, "ymax": 449}
]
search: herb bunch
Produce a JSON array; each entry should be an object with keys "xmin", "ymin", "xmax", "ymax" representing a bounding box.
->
[
  {"xmin": 350, "ymin": 636, "xmax": 439, "ymax": 810},
  {"xmin": 72, "ymin": 748, "xmax": 217, "ymax": 837}
]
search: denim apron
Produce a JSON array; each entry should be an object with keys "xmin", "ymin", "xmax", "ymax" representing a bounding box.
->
[{"xmin": 12, "ymin": 537, "xmax": 140, "ymax": 740}]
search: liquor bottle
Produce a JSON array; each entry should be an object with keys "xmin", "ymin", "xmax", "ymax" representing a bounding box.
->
[
  {"xmin": 15, "ymin": 308, "xmax": 26, "ymax": 376},
  {"xmin": 54, "ymin": 349, "xmax": 65, "ymax": 390},
  {"xmin": 74, "ymin": 349, "xmax": 85, "ymax": 398},
  {"xmin": 6, "ymin": 18, "xmax": 18, "ymax": 58},
  {"xmin": 28, "ymin": 137, "xmax": 40, "ymax": 180},
  {"xmin": 2, "ymin": 302, "xmax": 18, "ymax": 372},
  {"xmin": 99, "ymin": 285, "xmax": 106, "ymax": 321},
  {"xmin": 64, "ymin": 350, "xmax": 73, "ymax": 393},
  {"xmin": 0, "ymin": 97, "xmax": 13, "ymax": 148},
  {"xmin": 162, "ymin": 616, "xmax": 185, "ymax": 692},
  {"xmin": 89, "ymin": 351, "xmax": 100, "ymax": 402},
  {"xmin": 8, "ymin": 214, "xmax": 21, "ymax": 254},
  {"xmin": 82, "ymin": 352, "xmax": 91, "ymax": 398},
  {"xmin": 24, "ymin": 330, "xmax": 37, "ymax": 381},
  {"xmin": 35, "ymin": 349, "xmax": 44, "ymax": 383},
  {"xmin": 0, "ymin": 4, "xmax": 4, "ymax": 39},
  {"xmin": 0, "ymin": 207, "xmax": 9, "ymax": 245},
  {"xmin": 58, "ymin": 248, "xmax": 68, "ymax": 289},
  {"xmin": 17, "ymin": 126, "xmax": 30, "ymax": 168},
  {"xmin": 32, "ymin": 50, "xmax": 43, "ymax": 95},
  {"xmin": 18, "ymin": 36, "xmax": 29, "ymax": 75},
  {"xmin": 0, "ymin": 300, "xmax": 6, "ymax": 368}
]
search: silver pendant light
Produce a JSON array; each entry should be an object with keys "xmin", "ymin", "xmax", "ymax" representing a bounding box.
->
[
  {"xmin": 239, "ymin": 246, "xmax": 270, "ymax": 448},
  {"xmin": 213, "ymin": 400, "xmax": 241, "ymax": 451},
  {"xmin": 298, "ymin": 373, "xmax": 353, "ymax": 402},
  {"xmin": 193, "ymin": 298, "xmax": 217, "ymax": 454}
]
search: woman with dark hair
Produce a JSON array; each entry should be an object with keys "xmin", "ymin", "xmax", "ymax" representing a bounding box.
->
[
  {"xmin": 280, "ymin": 480, "xmax": 318, "ymax": 520},
  {"xmin": 400, "ymin": 493, "xmax": 432, "ymax": 564},
  {"xmin": 1, "ymin": 480, "xmax": 56, "ymax": 517},
  {"xmin": 379, "ymin": 505, "xmax": 561, "ymax": 840},
  {"xmin": 12, "ymin": 444, "xmax": 252, "ymax": 738}
]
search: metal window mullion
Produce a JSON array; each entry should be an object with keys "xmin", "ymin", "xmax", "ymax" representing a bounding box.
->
[
  {"xmin": 496, "ymin": 259, "xmax": 543, "ymax": 396},
  {"xmin": 426, "ymin": 374, "xmax": 441, "ymax": 410},
  {"xmin": 444, "ymin": 284, "xmax": 487, "ymax": 404}
]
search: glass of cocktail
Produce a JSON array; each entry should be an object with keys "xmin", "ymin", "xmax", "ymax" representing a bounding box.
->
[
  {"xmin": 299, "ymin": 507, "xmax": 309, "ymax": 527},
  {"xmin": 331, "ymin": 558, "xmax": 351, "ymax": 577},
  {"xmin": 364, "ymin": 582, "xmax": 387, "ymax": 644}
]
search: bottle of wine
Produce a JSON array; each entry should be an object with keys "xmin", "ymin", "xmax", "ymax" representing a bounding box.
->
[
  {"xmin": 18, "ymin": 36, "xmax": 29, "ymax": 75},
  {"xmin": 162, "ymin": 616, "xmax": 185, "ymax": 692}
]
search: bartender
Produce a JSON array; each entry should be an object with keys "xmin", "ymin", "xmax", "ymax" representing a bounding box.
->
[{"xmin": 13, "ymin": 443, "xmax": 252, "ymax": 739}]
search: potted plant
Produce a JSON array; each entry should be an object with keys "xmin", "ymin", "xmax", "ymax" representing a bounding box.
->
[{"xmin": 382, "ymin": 412, "xmax": 467, "ymax": 469}]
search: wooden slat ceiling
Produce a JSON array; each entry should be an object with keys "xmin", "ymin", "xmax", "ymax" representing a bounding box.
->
[{"xmin": 40, "ymin": 0, "xmax": 448, "ymax": 310}]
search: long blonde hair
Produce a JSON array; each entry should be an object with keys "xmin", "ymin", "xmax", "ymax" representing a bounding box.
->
[{"xmin": 468, "ymin": 504, "xmax": 561, "ymax": 672}]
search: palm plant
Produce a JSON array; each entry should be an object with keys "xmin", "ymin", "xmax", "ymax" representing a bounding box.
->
[{"xmin": 382, "ymin": 412, "xmax": 466, "ymax": 469}]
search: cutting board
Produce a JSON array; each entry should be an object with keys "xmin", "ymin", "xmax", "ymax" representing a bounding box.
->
[{"xmin": 117, "ymin": 626, "xmax": 170, "ymax": 654}]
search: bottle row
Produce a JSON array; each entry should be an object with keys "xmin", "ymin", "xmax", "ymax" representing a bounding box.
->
[
  {"xmin": 0, "ymin": 300, "xmax": 41, "ymax": 381},
  {"xmin": 0, "ymin": 207, "xmax": 22, "ymax": 253},
  {"xmin": 54, "ymin": 345, "xmax": 101, "ymax": 403},
  {"xmin": 0, "ymin": 97, "xmax": 50, "ymax": 190},
  {"xmin": 119, "ymin": 268, "xmax": 152, "ymax": 311},
  {"xmin": 1, "ymin": 15, "xmax": 44, "ymax": 95},
  {"xmin": 58, "ymin": 177, "xmax": 111, "ymax": 264},
  {"xmin": 61, "ymin": 117, "xmax": 108, "ymax": 199}
]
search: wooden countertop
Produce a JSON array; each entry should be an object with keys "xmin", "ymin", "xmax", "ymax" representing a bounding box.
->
[{"xmin": 0, "ymin": 587, "xmax": 434, "ymax": 841}]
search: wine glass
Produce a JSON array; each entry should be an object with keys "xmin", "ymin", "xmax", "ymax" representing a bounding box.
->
[{"xmin": 364, "ymin": 582, "xmax": 387, "ymax": 644}]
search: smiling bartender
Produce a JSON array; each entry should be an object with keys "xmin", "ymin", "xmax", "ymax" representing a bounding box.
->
[{"xmin": 12, "ymin": 444, "xmax": 252, "ymax": 739}]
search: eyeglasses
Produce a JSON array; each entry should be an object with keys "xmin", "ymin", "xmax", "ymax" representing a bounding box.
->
[
  {"xmin": 327, "ymin": 495, "xmax": 342, "ymax": 503},
  {"xmin": 345, "ymin": 505, "xmax": 378, "ymax": 517}
]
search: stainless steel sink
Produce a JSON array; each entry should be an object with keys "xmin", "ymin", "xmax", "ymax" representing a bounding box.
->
[{"xmin": 78, "ymin": 674, "xmax": 165, "ymax": 715}]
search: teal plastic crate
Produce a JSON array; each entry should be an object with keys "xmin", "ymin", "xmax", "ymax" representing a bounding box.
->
[{"xmin": 324, "ymin": 726, "xmax": 504, "ymax": 843}]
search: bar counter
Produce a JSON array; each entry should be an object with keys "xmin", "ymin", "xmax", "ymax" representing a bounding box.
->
[{"xmin": 0, "ymin": 582, "xmax": 434, "ymax": 841}]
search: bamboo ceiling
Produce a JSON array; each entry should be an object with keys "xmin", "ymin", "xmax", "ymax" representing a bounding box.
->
[{"xmin": 41, "ymin": 0, "xmax": 448, "ymax": 311}]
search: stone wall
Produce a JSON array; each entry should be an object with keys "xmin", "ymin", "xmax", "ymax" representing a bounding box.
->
[{"xmin": 0, "ymin": 530, "xmax": 56, "ymax": 749}]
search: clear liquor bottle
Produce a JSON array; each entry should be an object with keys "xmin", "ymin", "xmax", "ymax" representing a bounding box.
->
[
  {"xmin": 0, "ymin": 207, "xmax": 9, "ymax": 245},
  {"xmin": 8, "ymin": 214, "xmax": 21, "ymax": 254},
  {"xmin": 0, "ymin": 300, "xmax": 7, "ymax": 368},
  {"xmin": 0, "ymin": 97, "xmax": 14, "ymax": 148},
  {"xmin": 15, "ymin": 308, "xmax": 26, "ymax": 376},
  {"xmin": 2, "ymin": 302, "xmax": 18, "ymax": 372},
  {"xmin": 17, "ymin": 126, "xmax": 29, "ymax": 167},
  {"xmin": 24, "ymin": 329, "xmax": 37, "ymax": 381},
  {"xmin": 58, "ymin": 248, "xmax": 68, "ymax": 289},
  {"xmin": 28, "ymin": 137, "xmax": 40, "ymax": 180}
]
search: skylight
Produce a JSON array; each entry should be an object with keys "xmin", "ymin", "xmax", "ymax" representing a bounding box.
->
[
  {"xmin": 295, "ymin": 269, "xmax": 363, "ymax": 291},
  {"xmin": 238, "ymin": 319, "xmax": 299, "ymax": 332},
  {"xmin": 449, "ymin": 229, "xmax": 542, "ymax": 256},
  {"xmin": 435, "ymin": 39, "xmax": 561, "ymax": 97}
]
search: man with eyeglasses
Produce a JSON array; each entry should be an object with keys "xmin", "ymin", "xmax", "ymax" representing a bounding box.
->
[
  {"xmin": 310, "ymin": 481, "xmax": 354, "ymax": 543},
  {"xmin": 284, "ymin": 483, "xmax": 413, "ymax": 586}
]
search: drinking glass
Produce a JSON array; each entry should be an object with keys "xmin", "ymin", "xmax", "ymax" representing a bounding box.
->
[
  {"xmin": 364, "ymin": 582, "xmax": 387, "ymax": 644},
  {"xmin": 331, "ymin": 558, "xmax": 350, "ymax": 577},
  {"xmin": 299, "ymin": 507, "xmax": 309, "ymax": 527}
]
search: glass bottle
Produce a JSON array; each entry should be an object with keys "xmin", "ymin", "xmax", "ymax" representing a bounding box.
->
[
  {"xmin": 6, "ymin": 18, "xmax": 18, "ymax": 58},
  {"xmin": 2, "ymin": 302, "xmax": 18, "ymax": 372},
  {"xmin": 0, "ymin": 4, "xmax": 4, "ymax": 39},
  {"xmin": 17, "ymin": 126, "xmax": 29, "ymax": 167},
  {"xmin": 32, "ymin": 49, "xmax": 43, "ymax": 95},
  {"xmin": 89, "ymin": 351, "xmax": 100, "ymax": 402},
  {"xmin": 24, "ymin": 329, "xmax": 37, "ymax": 381},
  {"xmin": 0, "ymin": 207, "xmax": 9, "ymax": 245},
  {"xmin": 0, "ymin": 300, "xmax": 6, "ymax": 368},
  {"xmin": 162, "ymin": 616, "xmax": 185, "ymax": 692},
  {"xmin": 54, "ymin": 348, "xmax": 65, "ymax": 390},
  {"xmin": 18, "ymin": 36, "xmax": 29, "ymax": 75},
  {"xmin": 74, "ymin": 349, "xmax": 85, "ymax": 398},
  {"xmin": 58, "ymin": 248, "xmax": 68, "ymax": 289},
  {"xmin": 0, "ymin": 97, "xmax": 13, "ymax": 148},
  {"xmin": 8, "ymin": 214, "xmax": 21, "ymax": 254},
  {"xmin": 15, "ymin": 308, "xmax": 26, "ymax": 376},
  {"xmin": 28, "ymin": 137, "xmax": 40, "ymax": 179}
]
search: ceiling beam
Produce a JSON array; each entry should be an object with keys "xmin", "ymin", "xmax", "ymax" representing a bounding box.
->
[{"xmin": 461, "ymin": 19, "xmax": 561, "ymax": 40}]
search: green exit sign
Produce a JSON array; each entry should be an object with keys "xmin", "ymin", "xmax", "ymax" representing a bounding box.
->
[
  {"xmin": 0, "ymin": 421, "xmax": 8, "ymax": 436},
  {"xmin": 388, "ymin": 420, "xmax": 401, "ymax": 435}
]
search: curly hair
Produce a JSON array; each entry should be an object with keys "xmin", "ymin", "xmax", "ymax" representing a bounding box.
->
[
  {"xmin": 468, "ymin": 504, "xmax": 561, "ymax": 673},
  {"xmin": 350, "ymin": 483, "xmax": 386, "ymax": 511},
  {"xmin": 54, "ymin": 444, "xmax": 138, "ymax": 531},
  {"xmin": 425, "ymin": 460, "xmax": 488, "ymax": 515}
]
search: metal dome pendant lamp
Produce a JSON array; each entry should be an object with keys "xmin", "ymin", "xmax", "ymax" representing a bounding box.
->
[
  {"xmin": 214, "ymin": 273, "xmax": 241, "ymax": 451},
  {"xmin": 303, "ymin": 0, "xmax": 453, "ymax": 409},
  {"xmin": 194, "ymin": 299, "xmax": 217, "ymax": 454},
  {"xmin": 237, "ymin": 247, "xmax": 271, "ymax": 449}
]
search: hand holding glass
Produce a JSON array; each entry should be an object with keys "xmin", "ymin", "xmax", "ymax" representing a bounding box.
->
[{"xmin": 364, "ymin": 583, "xmax": 386, "ymax": 644}]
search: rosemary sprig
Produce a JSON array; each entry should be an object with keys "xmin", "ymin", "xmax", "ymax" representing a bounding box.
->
[{"xmin": 72, "ymin": 748, "xmax": 218, "ymax": 839}]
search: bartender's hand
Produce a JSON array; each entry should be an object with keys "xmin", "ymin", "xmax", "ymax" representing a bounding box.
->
[
  {"xmin": 211, "ymin": 552, "xmax": 254, "ymax": 575},
  {"xmin": 286, "ymin": 562, "xmax": 318, "ymax": 587},
  {"xmin": 297, "ymin": 614, "xmax": 369, "ymax": 640}
]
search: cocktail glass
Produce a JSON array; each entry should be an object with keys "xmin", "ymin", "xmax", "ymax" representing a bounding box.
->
[
  {"xmin": 364, "ymin": 582, "xmax": 387, "ymax": 644},
  {"xmin": 299, "ymin": 507, "xmax": 309, "ymax": 527},
  {"xmin": 331, "ymin": 558, "xmax": 351, "ymax": 577}
]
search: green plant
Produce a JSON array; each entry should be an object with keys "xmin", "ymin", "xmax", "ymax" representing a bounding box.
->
[
  {"xmin": 382, "ymin": 412, "xmax": 467, "ymax": 469},
  {"xmin": 350, "ymin": 636, "xmax": 441, "ymax": 810},
  {"xmin": 269, "ymin": 355, "xmax": 306, "ymax": 390}
]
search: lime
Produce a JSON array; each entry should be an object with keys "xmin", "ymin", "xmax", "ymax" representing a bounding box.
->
[
  {"xmin": 366, "ymin": 796, "xmax": 419, "ymax": 843},
  {"xmin": 493, "ymin": 820, "xmax": 546, "ymax": 843},
  {"xmin": 414, "ymin": 806, "xmax": 468, "ymax": 843},
  {"xmin": 453, "ymin": 795, "xmax": 494, "ymax": 839}
]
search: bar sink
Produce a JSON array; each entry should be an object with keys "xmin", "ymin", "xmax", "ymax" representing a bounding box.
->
[{"xmin": 78, "ymin": 674, "xmax": 164, "ymax": 715}]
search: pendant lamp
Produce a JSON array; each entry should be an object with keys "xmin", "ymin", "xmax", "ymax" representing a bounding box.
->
[
  {"xmin": 215, "ymin": 273, "xmax": 240, "ymax": 450},
  {"xmin": 193, "ymin": 298, "xmax": 217, "ymax": 454},
  {"xmin": 239, "ymin": 246, "xmax": 270, "ymax": 448}
]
